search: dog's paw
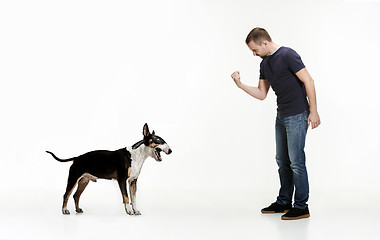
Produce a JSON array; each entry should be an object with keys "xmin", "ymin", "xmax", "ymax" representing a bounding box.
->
[
  {"xmin": 62, "ymin": 209, "xmax": 70, "ymax": 215},
  {"xmin": 126, "ymin": 210, "xmax": 134, "ymax": 215},
  {"xmin": 76, "ymin": 208, "xmax": 84, "ymax": 213},
  {"xmin": 124, "ymin": 204, "xmax": 134, "ymax": 215},
  {"xmin": 133, "ymin": 209, "xmax": 141, "ymax": 215}
]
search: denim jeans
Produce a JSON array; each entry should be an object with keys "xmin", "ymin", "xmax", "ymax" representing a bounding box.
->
[{"xmin": 275, "ymin": 111, "xmax": 309, "ymax": 209}]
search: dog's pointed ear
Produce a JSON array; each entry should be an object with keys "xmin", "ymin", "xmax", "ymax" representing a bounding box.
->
[
  {"xmin": 143, "ymin": 123, "xmax": 150, "ymax": 137},
  {"xmin": 152, "ymin": 130, "xmax": 155, "ymax": 135}
]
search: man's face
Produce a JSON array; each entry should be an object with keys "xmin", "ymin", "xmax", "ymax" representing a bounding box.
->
[{"xmin": 247, "ymin": 40, "xmax": 268, "ymax": 59}]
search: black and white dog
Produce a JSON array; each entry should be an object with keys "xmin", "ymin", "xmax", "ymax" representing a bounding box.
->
[{"xmin": 46, "ymin": 123, "xmax": 172, "ymax": 215}]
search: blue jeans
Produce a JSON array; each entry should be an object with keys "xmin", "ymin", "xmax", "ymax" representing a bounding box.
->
[{"xmin": 275, "ymin": 111, "xmax": 309, "ymax": 209}]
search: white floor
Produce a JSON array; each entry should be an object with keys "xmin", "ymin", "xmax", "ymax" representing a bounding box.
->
[{"xmin": 1, "ymin": 186, "xmax": 379, "ymax": 240}]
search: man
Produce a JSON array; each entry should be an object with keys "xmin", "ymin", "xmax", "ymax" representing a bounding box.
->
[{"xmin": 231, "ymin": 27, "xmax": 320, "ymax": 220}]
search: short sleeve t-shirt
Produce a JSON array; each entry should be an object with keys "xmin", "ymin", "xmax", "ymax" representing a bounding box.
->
[{"xmin": 259, "ymin": 47, "xmax": 309, "ymax": 117}]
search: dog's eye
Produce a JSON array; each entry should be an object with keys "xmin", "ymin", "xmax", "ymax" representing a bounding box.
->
[{"xmin": 152, "ymin": 136, "xmax": 165, "ymax": 144}]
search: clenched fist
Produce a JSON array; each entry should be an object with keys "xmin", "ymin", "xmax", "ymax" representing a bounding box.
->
[{"xmin": 231, "ymin": 71, "xmax": 242, "ymax": 88}]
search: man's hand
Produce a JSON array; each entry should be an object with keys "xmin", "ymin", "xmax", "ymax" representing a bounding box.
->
[
  {"xmin": 308, "ymin": 111, "xmax": 321, "ymax": 129},
  {"xmin": 231, "ymin": 71, "xmax": 242, "ymax": 88}
]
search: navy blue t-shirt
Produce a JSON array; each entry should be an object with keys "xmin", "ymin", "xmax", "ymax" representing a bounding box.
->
[{"xmin": 259, "ymin": 47, "xmax": 309, "ymax": 117}]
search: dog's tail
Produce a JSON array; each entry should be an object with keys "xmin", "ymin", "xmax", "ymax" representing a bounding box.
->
[{"xmin": 46, "ymin": 151, "xmax": 75, "ymax": 162}]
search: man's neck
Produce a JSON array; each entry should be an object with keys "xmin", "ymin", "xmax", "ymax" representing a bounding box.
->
[{"xmin": 267, "ymin": 42, "xmax": 281, "ymax": 55}]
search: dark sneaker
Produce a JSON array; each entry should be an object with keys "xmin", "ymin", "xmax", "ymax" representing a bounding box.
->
[
  {"xmin": 281, "ymin": 207, "xmax": 310, "ymax": 220},
  {"xmin": 261, "ymin": 202, "xmax": 292, "ymax": 214}
]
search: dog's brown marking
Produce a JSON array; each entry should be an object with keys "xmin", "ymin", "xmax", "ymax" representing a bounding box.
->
[
  {"xmin": 122, "ymin": 194, "xmax": 129, "ymax": 204},
  {"xmin": 129, "ymin": 179, "xmax": 137, "ymax": 203},
  {"xmin": 128, "ymin": 167, "xmax": 132, "ymax": 178},
  {"xmin": 74, "ymin": 177, "xmax": 90, "ymax": 213},
  {"xmin": 148, "ymin": 140, "xmax": 159, "ymax": 148},
  {"xmin": 130, "ymin": 180, "xmax": 137, "ymax": 194},
  {"xmin": 82, "ymin": 173, "xmax": 97, "ymax": 182}
]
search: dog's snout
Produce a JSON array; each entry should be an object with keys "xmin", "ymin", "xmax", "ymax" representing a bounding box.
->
[{"xmin": 160, "ymin": 143, "xmax": 172, "ymax": 155}]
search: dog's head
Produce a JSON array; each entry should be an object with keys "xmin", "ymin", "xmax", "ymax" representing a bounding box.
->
[{"xmin": 142, "ymin": 123, "xmax": 172, "ymax": 162}]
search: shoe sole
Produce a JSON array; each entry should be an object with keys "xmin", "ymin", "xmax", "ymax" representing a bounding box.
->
[
  {"xmin": 261, "ymin": 210, "xmax": 290, "ymax": 214},
  {"xmin": 281, "ymin": 214, "xmax": 310, "ymax": 220}
]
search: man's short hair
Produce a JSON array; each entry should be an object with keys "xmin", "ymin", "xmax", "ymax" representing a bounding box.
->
[{"xmin": 245, "ymin": 27, "xmax": 272, "ymax": 45}]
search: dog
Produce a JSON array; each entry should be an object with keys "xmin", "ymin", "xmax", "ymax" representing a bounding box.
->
[{"xmin": 46, "ymin": 123, "xmax": 172, "ymax": 215}]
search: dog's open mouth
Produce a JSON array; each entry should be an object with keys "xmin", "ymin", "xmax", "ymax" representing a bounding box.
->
[{"xmin": 154, "ymin": 148, "xmax": 162, "ymax": 162}]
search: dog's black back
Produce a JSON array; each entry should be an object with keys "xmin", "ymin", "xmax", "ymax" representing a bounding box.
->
[{"xmin": 48, "ymin": 148, "xmax": 132, "ymax": 181}]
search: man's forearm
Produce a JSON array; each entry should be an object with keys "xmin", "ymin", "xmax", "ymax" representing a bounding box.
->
[
  {"xmin": 239, "ymin": 83, "xmax": 266, "ymax": 101},
  {"xmin": 304, "ymin": 78, "xmax": 318, "ymax": 113}
]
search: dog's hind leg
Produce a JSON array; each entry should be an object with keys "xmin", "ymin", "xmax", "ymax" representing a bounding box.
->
[
  {"xmin": 117, "ymin": 179, "xmax": 133, "ymax": 215},
  {"xmin": 62, "ymin": 167, "xmax": 82, "ymax": 214},
  {"xmin": 73, "ymin": 173, "xmax": 97, "ymax": 213},
  {"xmin": 73, "ymin": 178, "xmax": 89, "ymax": 213},
  {"xmin": 62, "ymin": 178, "xmax": 77, "ymax": 214}
]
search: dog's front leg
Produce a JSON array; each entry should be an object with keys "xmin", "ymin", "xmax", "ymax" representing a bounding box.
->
[
  {"xmin": 129, "ymin": 178, "xmax": 140, "ymax": 215},
  {"xmin": 117, "ymin": 179, "xmax": 134, "ymax": 215}
]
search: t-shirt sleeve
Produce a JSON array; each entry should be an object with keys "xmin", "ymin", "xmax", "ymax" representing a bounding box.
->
[
  {"xmin": 259, "ymin": 68, "xmax": 265, "ymax": 79},
  {"xmin": 259, "ymin": 61, "xmax": 265, "ymax": 79},
  {"xmin": 287, "ymin": 49, "xmax": 305, "ymax": 74}
]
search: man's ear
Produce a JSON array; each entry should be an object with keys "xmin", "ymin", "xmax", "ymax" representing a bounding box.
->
[{"xmin": 143, "ymin": 123, "xmax": 150, "ymax": 137}]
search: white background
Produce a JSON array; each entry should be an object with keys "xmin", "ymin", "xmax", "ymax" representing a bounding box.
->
[{"xmin": 1, "ymin": 0, "xmax": 379, "ymax": 239}]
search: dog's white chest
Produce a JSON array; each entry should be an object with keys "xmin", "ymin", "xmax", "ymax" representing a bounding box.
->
[
  {"xmin": 129, "ymin": 159, "xmax": 144, "ymax": 180},
  {"xmin": 127, "ymin": 146, "xmax": 149, "ymax": 181}
]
